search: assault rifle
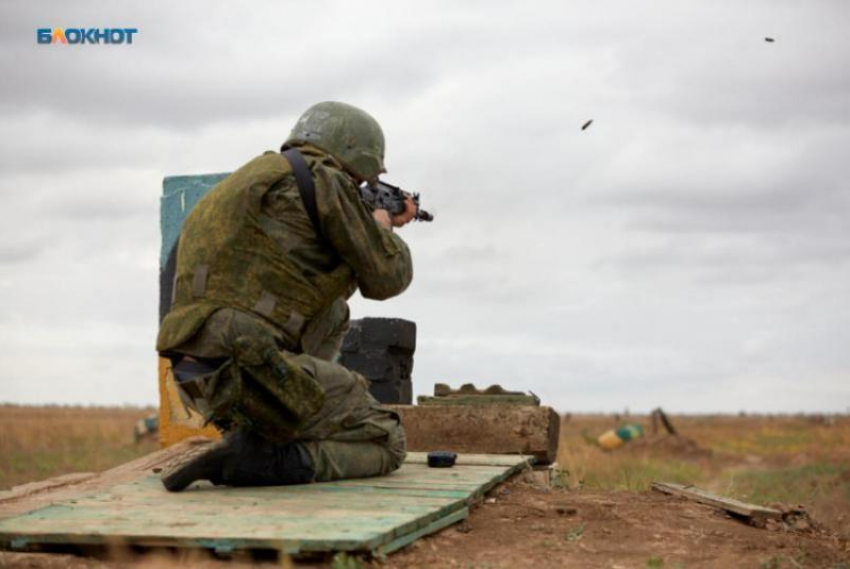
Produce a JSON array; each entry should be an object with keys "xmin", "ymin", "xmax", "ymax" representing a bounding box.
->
[{"xmin": 359, "ymin": 181, "xmax": 434, "ymax": 222}]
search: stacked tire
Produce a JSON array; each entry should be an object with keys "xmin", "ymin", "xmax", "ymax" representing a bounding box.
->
[{"xmin": 340, "ymin": 318, "xmax": 415, "ymax": 404}]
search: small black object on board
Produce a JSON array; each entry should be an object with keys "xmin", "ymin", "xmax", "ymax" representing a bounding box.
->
[{"xmin": 427, "ymin": 451, "xmax": 457, "ymax": 468}]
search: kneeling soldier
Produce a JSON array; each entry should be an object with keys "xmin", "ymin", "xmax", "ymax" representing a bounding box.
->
[{"xmin": 158, "ymin": 102, "xmax": 415, "ymax": 491}]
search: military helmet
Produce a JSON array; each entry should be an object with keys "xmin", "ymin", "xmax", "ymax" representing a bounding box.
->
[{"xmin": 285, "ymin": 101, "xmax": 386, "ymax": 182}]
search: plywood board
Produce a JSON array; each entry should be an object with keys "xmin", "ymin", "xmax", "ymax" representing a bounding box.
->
[
  {"xmin": 0, "ymin": 446, "xmax": 530, "ymax": 557},
  {"xmin": 651, "ymin": 482, "xmax": 783, "ymax": 521}
]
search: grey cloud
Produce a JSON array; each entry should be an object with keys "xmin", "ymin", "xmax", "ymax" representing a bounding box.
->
[
  {"xmin": 46, "ymin": 190, "xmax": 153, "ymax": 220},
  {"xmin": 607, "ymin": 1, "xmax": 850, "ymax": 129},
  {"xmin": 619, "ymin": 181, "xmax": 849, "ymax": 239},
  {"xmin": 0, "ymin": 239, "xmax": 47, "ymax": 266},
  {"xmin": 0, "ymin": 1, "xmax": 441, "ymax": 129},
  {"xmin": 580, "ymin": 118, "xmax": 850, "ymax": 282},
  {"xmin": 597, "ymin": 235, "xmax": 850, "ymax": 285},
  {"xmin": 0, "ymin": 114, "xmax": 284, "ymax": 176}
]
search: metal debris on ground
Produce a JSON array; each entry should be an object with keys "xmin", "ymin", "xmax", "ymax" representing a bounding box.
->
[
  {"xmin": 650, "ymin": 407, "xmax": 677, "ymax": 436},
  {"xmin": 133, "ymin": 413, "xmax": 159, "ymax": 443},
  {"xmin": 597, "ymin": 423, "xmax": 644, "ymax": 450}
]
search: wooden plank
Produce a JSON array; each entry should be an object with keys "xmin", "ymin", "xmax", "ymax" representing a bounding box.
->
[
  {"xmin": 389, "ymin": 404, "xmax": 560, "ymax": 464},
  {"xmin": 0, "ymin": 438, "xmax": 194, "ymax": 519},
  {"xmin": 0, "ymin": 483, "xmax": 438, "ymax": 553},
  {"xmin": 377, "ymin": 506, "xmax": 469, "ymax": 556},
  {"xmin": 417, "ymin": 395, "xmax": 539, "ymax": 406},
  {"xmin": 0, "ymin": 450, "xmax": 527, "ymax": 556},
  {"xmin": 0, "ymin": 476, "xmax": 459, "ymax": 553},
  {"xmin": 316, "ymin": 458, "xmax": 529, "ymax": 501},
  {"xmin": 0, "ymin": 473, "xmax": 96, "ymax": 504},
  {"xmin": 651, "ymin": 482, "xmax": 783, "ymax": 520},
  {"xmin": 405, "ymin": 452, "xmax": 534, "ymax": 468}
]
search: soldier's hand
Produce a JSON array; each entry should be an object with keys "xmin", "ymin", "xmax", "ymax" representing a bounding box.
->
[
  {"xmin": 372, "ymin": 209, "xmax": 393, "ymax": 230},
  {"xmin": 391, "ymin": 196, "xmax": 417, "ymax": 227}
]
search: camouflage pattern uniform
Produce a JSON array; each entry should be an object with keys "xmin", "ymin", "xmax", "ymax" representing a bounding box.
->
[{"xmin": 157, "ymin": 143, "xmax": 411, "ymax": 483}]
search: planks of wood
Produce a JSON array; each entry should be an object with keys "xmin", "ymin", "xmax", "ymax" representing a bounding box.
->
[
  {"xmin": 389, "ymin": 404, "xmax": 560, "ymax": 464},
  {"xmin": 0, "ymin": 445, "xmax": 529, "ymax": 557},
  {"xmin": 0, "ymin": 439, "xmax": 201, "ymax": 520},
  {"xmin": 651, "ymin": 482, "xmax": 783, "ymax": 521}
]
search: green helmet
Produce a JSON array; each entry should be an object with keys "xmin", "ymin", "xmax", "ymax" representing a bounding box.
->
[{"xmin": 285, "ymin": 101, "xmax": 386, "ymax": 181}]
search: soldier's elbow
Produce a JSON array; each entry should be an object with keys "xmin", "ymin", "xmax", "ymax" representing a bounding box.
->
[
  {"xmin": 358, "ymin": 268, "xmax": 412, "ymax": 301},
  {"xmin": 359, "ymin": 280, "xmax": 409, "ymax": 301}
]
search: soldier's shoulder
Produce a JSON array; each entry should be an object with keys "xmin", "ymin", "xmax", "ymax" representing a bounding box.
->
[
  {"xmin": 297, "ymin": 146, "xmax": 356, "ymax": 186},
  {"xmin": 317, "ymin": 160, "xmax": 356, "ymax": 191},
  {"xmin": 214, "ymin": 152, "xmax": 291, "ymax": 189},
  {"xmin": 310, "ymin": 168, "xmax": 359, "ymax": 210}
]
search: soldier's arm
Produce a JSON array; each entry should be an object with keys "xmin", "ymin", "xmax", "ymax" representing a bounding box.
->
[
  {"xmin": 372, "ymin": 195, "xmax": 417, "ymax": 230},
  {"xmin": 316, "ymin": 170, "xmax": 413, "ymax": 301}
]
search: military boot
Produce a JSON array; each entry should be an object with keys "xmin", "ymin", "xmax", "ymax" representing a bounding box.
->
[
  {"xmin": 160, "ymin": 431, "xmax": 245, "ymax": 492},
  {"xmin": 220, "ymin": 431, "xmax": 315, "ymax": 487},
  {"xmin": 160, "ymin": 431, "xmax": 315, "ymax": 491}
]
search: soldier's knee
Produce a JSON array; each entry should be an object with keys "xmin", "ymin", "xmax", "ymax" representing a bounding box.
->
[{"xmin": 384, "ymin": 421, "xmax": 407, "ymax": 473}]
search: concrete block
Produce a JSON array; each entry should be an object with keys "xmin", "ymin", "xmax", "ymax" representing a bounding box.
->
[
  {"xmin": 342, "ymin": 318, "xmax": 416, "ymax": 352},
  {"xmin": 340, "ymin": 350, "xmax": 413, "ymax": 383},
  {"xmin": 369, "ymin": 379, "xmax": 412, "ymax": 405},
  {"xmin": 389, "ymin": 404, "xmax": 561, "ymax": 464}
]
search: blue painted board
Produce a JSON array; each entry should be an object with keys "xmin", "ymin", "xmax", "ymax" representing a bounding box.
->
[{"xmin": 160, "ymin": 173, "xmax": 229, "ymax": 269}]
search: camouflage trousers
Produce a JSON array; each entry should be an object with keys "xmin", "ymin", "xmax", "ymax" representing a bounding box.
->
[{"xmin": 173, "ymin": 299, "xmax": 406, "ymax": 482}]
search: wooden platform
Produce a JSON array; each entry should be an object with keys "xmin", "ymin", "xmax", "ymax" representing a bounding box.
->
[{"xmin": 0, "ymin": 442, "xmax": 530, "ymax": 557}]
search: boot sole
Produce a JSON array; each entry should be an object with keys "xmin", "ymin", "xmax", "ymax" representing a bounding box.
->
[{"xmin": 160, "ymin": 439, "xmax": 230, "ymax": 492}]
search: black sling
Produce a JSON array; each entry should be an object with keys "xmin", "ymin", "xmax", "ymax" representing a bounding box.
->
[{"xmin": 281, "ymin": 148, "xmax": 322, "ymax": 238}]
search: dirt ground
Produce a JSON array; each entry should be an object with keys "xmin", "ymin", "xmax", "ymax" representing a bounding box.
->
[{"xmin": 384, "ymin": 477, "xmax": 849, "ymax": 568}]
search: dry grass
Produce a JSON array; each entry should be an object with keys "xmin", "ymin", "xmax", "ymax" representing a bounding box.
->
[
  {"xmin": 556, "ymin": 412, "xmax": 850, "ymax": 535},
  {"xmin": 0, "ymin": 404, "xmax": 159, "ymax": 490}
]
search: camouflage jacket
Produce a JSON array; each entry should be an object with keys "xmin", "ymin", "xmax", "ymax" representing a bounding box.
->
[{"xmin": 157, "ymin": 144, "xmax": 413, "ymax": 355}]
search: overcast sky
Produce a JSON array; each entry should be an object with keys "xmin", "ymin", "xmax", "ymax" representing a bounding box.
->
[{"xmin": 0, "ymin": 0, "xmax": 848, "ymax": 413}]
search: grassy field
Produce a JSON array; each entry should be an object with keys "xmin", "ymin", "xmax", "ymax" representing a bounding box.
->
[
  {"xmin": 0, "ymin": 405, "xmax": 159, "ymax": 490},
  {"xmin": 1, "ymin": 405, "xmax": 848, "ymax": 536},
  {"xmin": 556, "ymin": 413, "xmax": 850, "ymax": 535}
]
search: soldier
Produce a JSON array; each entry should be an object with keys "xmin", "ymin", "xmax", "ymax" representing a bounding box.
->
[{"xmin": 157, "ymin": 102, "xmax": 416, "ymax": 491}]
